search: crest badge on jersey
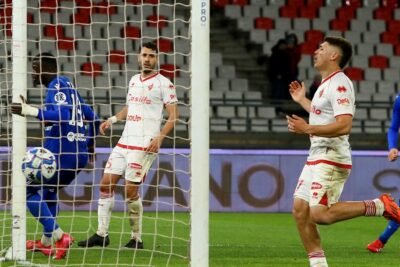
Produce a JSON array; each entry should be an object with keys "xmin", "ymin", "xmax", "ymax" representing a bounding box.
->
[
  {"xmin": 54, "ymin": 92, "xmax": 67, "ymax": 104},
  {"xmin": 148, "ymin": 84, "xmax": 154, "ymax": 91},
  {"xmin": 337, "ymin": 86, "xmax": 347, "ymax": 93}
]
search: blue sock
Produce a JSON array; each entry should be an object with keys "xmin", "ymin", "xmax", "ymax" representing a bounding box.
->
[
  {"xmin": 27, "ymin": 193, "xmax": 60, "ymax": 237},
  {"xmin": 379, "ymin": 220, "xmax": 400, "ymax": 244},
  {"xmin": 42, "ymin": 188, "xmax": 59, "ymax": 218}
]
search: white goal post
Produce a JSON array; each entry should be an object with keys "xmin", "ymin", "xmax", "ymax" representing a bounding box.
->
[{"xmin": 2, "ymin": 0, "xmax": 209, "ymax": 266}]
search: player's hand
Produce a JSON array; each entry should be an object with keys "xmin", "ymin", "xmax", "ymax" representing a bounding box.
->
[
  {"xmin": 286, "ymin": 114, "xmax": 309, "ymax": 134},
  {"xmin": 11, "ymin": 95, "xmax": 39, "ymax": 117},
  {"xmin": 99, "ymin": 120, "xmax": 111, "ymax": 135},
  {"xmin": 145, "ymin": 136, "xmax": 163, "ymax": 153},
  {"xmin": 289, "ymin": 81, "xmax": 306, "ymax": 103},
  {"xmin": 388, "ymin": 148, "xmax": 398, "ymax": 162}
]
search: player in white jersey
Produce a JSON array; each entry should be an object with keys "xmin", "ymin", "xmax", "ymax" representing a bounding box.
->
[
  {"xmin": 286, "ymin": 36, "xmax": 400, "ymax": 267},
  {"xmin": 78, "ymin": 42, "xmax": 179, "ymax": 249}
]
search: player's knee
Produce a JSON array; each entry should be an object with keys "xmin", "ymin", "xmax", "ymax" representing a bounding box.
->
[{"xmin": 292, "ymin": 205, "xmax": 307, "ymax": 223}]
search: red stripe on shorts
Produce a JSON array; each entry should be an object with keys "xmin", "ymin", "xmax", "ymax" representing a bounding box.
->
[{"xmin": 306, "ymin": 159, "xmax": 352, "ymax": 169}]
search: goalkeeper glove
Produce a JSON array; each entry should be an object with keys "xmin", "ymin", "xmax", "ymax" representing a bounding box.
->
[{"xmin": 11, "ymin": 95, "xmax": 39, "ymax": 117}]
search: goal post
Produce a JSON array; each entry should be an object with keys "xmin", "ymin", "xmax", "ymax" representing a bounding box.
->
[
  {"xmin": 11, "ymin": 0, "xmax": 27, "ymax": 261},
  {"xmin": 190, "ymin": 1, "xmax": 209, "ymax": 267}
]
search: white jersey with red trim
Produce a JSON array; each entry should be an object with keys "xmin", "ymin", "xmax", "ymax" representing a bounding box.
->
[
  {"xmin": 117, "ymin": 72, "xmax": 178, "ymax": 148},
  {"xmin": 308, "ymin": 71, "xmax": 355, "ymax": 165}
]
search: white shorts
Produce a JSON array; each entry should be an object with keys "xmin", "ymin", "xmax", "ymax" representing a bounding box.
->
[
  {"xmin": 104, "ymin": 145, "xmax": 156, "ymax": 184},
  {"xmin": 293, "ymin": 162, "xmax": 351, "ymax": 207}
]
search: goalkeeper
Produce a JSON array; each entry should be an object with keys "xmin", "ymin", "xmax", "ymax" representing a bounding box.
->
[
  {"xmin": 11, "ymin": 53, "xmax": 100, "ymax": 259},
  {"xmin": 366, "ymin": 95, "xmax": 400, "ymax": 253},
  {"xmin": 77, "ymin": 42, "xmax": 179, "ymax": 249}
]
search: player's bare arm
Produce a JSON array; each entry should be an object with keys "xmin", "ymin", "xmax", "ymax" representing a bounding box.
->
[
  {"xmin": 11, "ymin": 95, "xmax": 39, "ymax": 117},
  {"xmin": 100, "ymin": 106, "xmax": 128, "ymax": 135},
  {"xmin": 388, "ymin": 148, "xmax": 398, "ymax": 161},
  {"xmin": 145, "ymin": 103, "xmax": 179, "ymax": 153},
  {"xmin": 287, "ymin": 114, "xmax": 352, "ymax": 137},
  {"xmin": 289, "ymin": 81, "xmax": 311, "ymax": 113}
]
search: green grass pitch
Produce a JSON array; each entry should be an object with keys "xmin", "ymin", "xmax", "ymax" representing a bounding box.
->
[{"xmin": 0, "ymin": 212, "xmax": 399, "ymax": 266}]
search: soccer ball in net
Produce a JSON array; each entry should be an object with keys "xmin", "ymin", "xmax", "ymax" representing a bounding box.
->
[{"xmin": 21, "ymin": 147, "xmax": 57, "ymax": 183}]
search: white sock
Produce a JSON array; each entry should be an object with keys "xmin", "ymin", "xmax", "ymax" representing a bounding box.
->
[
  {"xmin": 127, "ymin": 197, "xmax": 143, "ymax": 242},
  {"xmin": 52, "ymin": 227, "xmax": 64, "ymax": 241},
  {"xmin": 96, "ymin": 195, "xmax": 115, "ymax": 237},
  {"xmin": 373, "ymin": 198, "xmax": 385, "ymax": 216},
  {"xmin": 309, "ymin": 250, "xmax": 328, "ymax": 267},
  {"xmin": 41, "ymin": 235, "xmax": 52, "ymax": 247}
]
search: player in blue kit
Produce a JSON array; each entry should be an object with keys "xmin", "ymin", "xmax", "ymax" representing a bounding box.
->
[
  {"xmin": 11, "ymin": 53, "xmax": 100, "ymax": 259},
  {"xmin": 366, "ymin": 95, "xmax": 400, "ymax": 253}
]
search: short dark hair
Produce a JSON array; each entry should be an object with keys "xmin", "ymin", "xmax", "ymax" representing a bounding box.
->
[
  {"xmin": 139, "ymin": 42, "xmax": 158, "ymax": 53},
  {"xmin": 324, "ymin": 36, "xmax": 352, "ymax": 69},
  {"xmin": 33, "ymin": 53, "xmax": 58, "ymax": 73}
]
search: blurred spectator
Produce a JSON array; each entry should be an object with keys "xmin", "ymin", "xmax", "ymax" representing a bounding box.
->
[
  {"xmin": 268, "ymin": 38, "xmax": 291, "ymax": 100},
  {"xmin": 285, "ymin": 33, "xmax": 301, "ymax": 84}
]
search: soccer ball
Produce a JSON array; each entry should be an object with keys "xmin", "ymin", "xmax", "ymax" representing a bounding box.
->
[{"xmin": 22, "ymin": 147, "xmax": 56, "ymax": 183}]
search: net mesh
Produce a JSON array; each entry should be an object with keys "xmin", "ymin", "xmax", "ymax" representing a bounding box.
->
[{"xmin": 0, "ymin": 0, "xmax": 191, "ymax": 265}]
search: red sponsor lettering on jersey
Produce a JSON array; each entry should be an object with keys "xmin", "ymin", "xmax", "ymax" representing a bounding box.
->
[
  {"xmin": 337, "ymin": 86, "xmax": 347, "ymax": 93},
  {"xmin": 311, "ymin": 182, "xmax": 322, "ymax": 190},
  {"xmin": 128, "ymin": 163, "xmax": 142, "ymax": 169},
  {"xmin": 311, "ymin": 105, "xmax": 322, "ymax": 115},
  {"xmin": 128, "ymin": 95, "xmax": 152, "ymax": 104},
  {"xmin": 337, "ymin": 98, "xmax": 350, "ymax": 105},
  {"xmin": 170, "ymin": 94, "xmax": 176, "ymax": 100},
  {"xmin": 127, "ymin": 114, "xmax": 142, "ymax": 121}
]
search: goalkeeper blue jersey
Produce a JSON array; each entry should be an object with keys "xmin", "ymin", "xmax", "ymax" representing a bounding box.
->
[
  {"xmin": 36, "ymin": 76, "xmax": 99, "ymax": 172},
  {"xmin": 388, "ymin": 95, "xmax": 400, "ymax": 150}
]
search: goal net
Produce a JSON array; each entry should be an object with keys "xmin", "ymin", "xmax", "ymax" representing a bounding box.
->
[{"xmin": 0, "ymin": 0, "xmax": 209, "ymax": 266}]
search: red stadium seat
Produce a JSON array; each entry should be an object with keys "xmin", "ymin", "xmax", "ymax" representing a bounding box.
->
[
  {"xmin": 58, "ymin": 37, "xmax": 75, "ymax": 51},
  {"xmin": 40, "ymin": 0, "xmax": 58, "ymax": 14},
  {"xmin": 300, "ymin": 42, "xmax": 317, "ymax": 55},
  {"xmin": 381, "ymin": 0, "xmax": 398, "ymax": 8},
  {"xmin": 337, "ymin": 7, "xmax": 356, "ymax": 20},
  {"xmin": 27, "ymin": 12, "xmax": 34, "ymax": 24},
  {"xmin": 160, "ymin": 64, "xmax": 179, "ymax": 80},
  {"xmin": 374, "ymin": 7, "xmax": 393, "ymax": 21},
  {"xmin": 369, "ymin": 55, "xmax": 389, "ymax": 69},
  {"xmin": 287, "ymin": 0, "xmax": 304, "ymax": 6},
  {"xmin": 344, "ymin": 0, "xmax": 362, "ymax": 7},
  {"xmin": 254, "ymin": 17, "xmax": 274, "ymax": 30},
  {"xmin": 300, "ymin": 7, "xmax": 317, "ymax": 19},
  {"xmin": 72, "ymin": 13, "xmax": 91, "ymax": 24},
  {"xmin": 93, "ymin": 1, "xmax": 117, "ymax": 15},
  {"xmin": 158, "ymin": 38, "xmax": 173, "ymax": 52},
  {"xmin": 122, "ymin": 25, "xmax": 141, "ymax": 39},
  {"xmin": 108, "ymin": 50, "xmax": 126, "ymax": 64},
  {"xmin": 330, "ymin": 19, "xmax": 349, "ymax": 31},
  {"xmin": 44, "ymin": 25, "xmax": 64, "ymax": 38},
  {"xmin": 147, "ymin": 14, "xmax": 168, "ymax": 28},
  {"xmin": 305, "ymin": 30, "xmax": 324, "ymax": 44},
  {"xmin": 212, "ymin": 0, "xmax": 230, "ymax": 8},
  {"xmin": 380, "ymin": 31, "xmax": 399, "ymax": 44},
  {"xmin": 387, "ymin": 20, "xmax": 400, "ymax": 33},
  {"xmin": 344, "ymin": 67, "xmax": 364, "ymax": 81},
  {"xmin": 280, "ymin": 6, "xmax": 298, "ymax": 18},
  {"xmin": 394, "ymin": 44, "xmax": 400, "ymax": 55},
  {"xmin": 306, "ymin": 0, "xmax": 324, "ymax": 7},
  {"xmin": 231, "ymin": 0, "xmax": 249, "ymax": 6},
  {"xmin": 81, "ymin": 62, "xmax": 103, "ymax": 77}
]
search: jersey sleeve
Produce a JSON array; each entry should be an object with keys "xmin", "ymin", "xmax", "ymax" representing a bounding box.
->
[
  {"xmin": 388, "ymin": 95, "xmax": 400, "ymax": 150},
  {"xmin": 330, "ymin": 78, "xmax": 355, "ymax": 118},
  {"xmin": 161, "ymin": 79, "xmax": 178, "ymax": 105}
]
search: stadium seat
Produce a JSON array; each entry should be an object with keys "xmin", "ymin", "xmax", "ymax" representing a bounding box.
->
[
  {"xmin": 230, "ymin": 78, "xmax": 248, "ymax": 91},
  {"xmin": 224, "ymin": 91, "xmax": 243, "ymax": 105},
  {"xmin": 217, "ymin": 106, "xmax": 236, "ymax": 118},
  {"xmin": 369, "ymin": 55, "xmax": 389, "ymax": 69},
  {"xmin": 382, "ymin": 0, "xmax": 398, "ymax": 8},
  {"xmin": 108, "ymin": 50, "xmax": 126, "ymax": 64},
  {"xmin": 147, "ymin": 14, "xmax": 168, "ymax": 28},
  {"xmin": 123, "ymin": 25, "xmax": 141, "ymax": 39},
  {"xmin": 57, "ymin": 37, "xmax": 75, "ymax": 51},
  {"xmin": 44, "ymin": 25, "xmax": 65, "ymax": 38},
  {"xmin": 300, "ymin": 42, "xmax": 317, "ymax": 55},
  {"xmin": 380, "ymin": 31, "xmax": 398, "ymax": 45},
  {"xmin": 359, "ymin": 80, "xmax": 376, "ymax": 93},
  {"xmin": 369, "ymin": 108, "xmax": 388, "ymax": 119},
  {"xmin": 231, "ymin": 118, "xmax": 247, "ymax": 132},
  {"xmin": 212, "ymin": 0, "xmax": 230, "ymax": 8},
  {"xmin": 280, "ymin": 6, "xmax": 297, "ymax": 18},
  {"xmin": 210, "ymin": 91, "xmax": 224, "ymax": 105},
  {"xmin": 343, "ymin": 0, "xmax": 362, "ymax": 8},
  {"xmin": 299, "ymin": 7, "xmax": 317, "ymax": 19},
  {"xmin": 40, "ymin": 0, "xmax": 58, "ymax": 14},
  {"xmin": 257, "ymin": 106, "xmax": 277, "ymax": 119},
  {"xmin": 210, "ymin": 118, "xmax": 229, "ymax": 131},
  {"xmin": 337, "ymin": 7, "xmax": 356, "ymax": 21},
  {"xmin": 344, "ymin": 67, "xmax": 364, "ymax": 81},
  {"xmin": 254, "ymin": 17, "xmax": 274, "ymax": 30},
  {"xmin": 387, "ymin": 20, "xmax": 400, "ymax": 33},
  {"xmin": 244, "ymin": 5, "xmax": 261, "ymax": 18},
  {"xmin": 81, "ymin": 62, "xmax": 103, "ymax": 77},
  {"xmin": 330, "ymin": 19, "xmax": 349, "ymax": 31},
  {"xmin": 217, "ymin": 65, "xmax": 236, "ymax": 79},
  {"xmin": 158, "ymin": 38, "xmax": 173, "ymax": 52},
  {"xmin": 211, "ymin": 78, "xmax": 230, "ymax": 91},
  {"xmin": 225, "ymin": 5, "xmax": 242, "ymax": 19},
  {"xmin": 373, "ymin": 7, "xmax": 393, "ymax": 21},
  {"xmin": 231, "ymin": 0, "xmax": 249, "ymax": 6},
  {"xmin": 93, "ymin": 1, "xmax": 117, "ymax": 15},
  {"xmin": 160, "ymin": 64, "xmax": 179, "ymax": 80},
  {"xmin": 394, "ymin": 44, "xmax": 400, "ymax": 55},
  {"xmin": 237, "ymin": 106, "xmax": 256, "ymax": 118},
  {"xmin": 304, "ymin": 29, "xmax": 324, "ymax": 44},
  {"xmin": 72, "ymin": 12, "xmax": 91, "ymax": 25},
  {"xmin": 250, "ymin": 29, "xmax": 267, "ymax": 43},
  {"xmin": 251, "ymin": 118, "xmax": 270, "ymax": 132},
  {"xmin": 364, "ymin": 68, "xmax": 382, "ymax": 81},
  {"xmin": 383, "ymin": 68, "xmax": 400, "ymax": 82}
]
